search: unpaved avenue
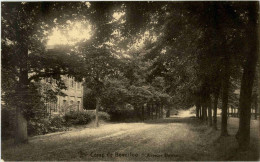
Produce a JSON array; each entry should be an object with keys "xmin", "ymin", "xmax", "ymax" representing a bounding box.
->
[{"xmin": 2, "ymin": 114, "xmax": 259, "ymax": 161}]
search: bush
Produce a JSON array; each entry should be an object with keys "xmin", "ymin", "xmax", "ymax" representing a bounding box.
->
[
  {"xmin": 28, "ymin": 118, "xmax": 51, "ymax": 136},
  {"xmin": 28, "ymin": 116, "xmax": 67, "ymax": 136},
  {"xmin": 50, "ymin": 116, "xmax": 66, "ymax": 128},
  {"xmin": 108, "ymin": 109, "xmax": 138, "ymax": 122},
  {"xmin": 2, "ymin": 108, "xmax": 111, "ymax": 138},
  {"xmin": 98, "ymin": 111, "xmax": 111, "ymax": 121},
  {"xmin": 64, "ymin": 111, "xmax": 91, "ymax": 125},
  {"xmin": 64, "ymin": 111, "xmax": 110, "ymax": 125}
]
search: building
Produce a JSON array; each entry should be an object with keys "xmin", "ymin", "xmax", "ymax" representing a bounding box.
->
[
  {"xmin": 43, "ymin": 76, "xmax": 84, "ymax": 116},
  {"xmin": 43, "ymin": 45, "xmax": 84, "ymax": 116}
]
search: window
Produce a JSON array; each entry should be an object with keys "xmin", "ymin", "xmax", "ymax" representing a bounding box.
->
[
  {"xmin": 63, "ymin": 78, "xmax": 68, "ymax": 86},
  {"xmin": 70, "ymin": 100, "xmax": 74, "ymax": 105},
  {"xmin": 71, "ymin": 79, "xmax": 74, "ymax": 88},
  {"xmin": 77, "ymin": 101, "xmax": 80, "ymax": 111},
  {"xmin": 77, "ymin": 83, "xmax": 81, "ymax": 89},
  {"xmin": 62, "ymin": 100, "xmax": 66, "ymax": 112},
  {"xmin": 53, "ymin": 103, "xmax": 58, "ymax": 112}
]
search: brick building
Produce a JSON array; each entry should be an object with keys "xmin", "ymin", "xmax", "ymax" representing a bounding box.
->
[{"xmin": 44, "ymin": 76, "xmax": 84, "ymax": 116}]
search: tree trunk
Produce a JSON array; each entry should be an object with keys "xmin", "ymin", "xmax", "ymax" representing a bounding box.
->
[
  {"xmin": 236, "ymin": 2, "xmax": 258, "ymax": 149},
  {"xmin": 15, "ymin": 106, "xmax": 28, "ymax": 144},
  {"xmin": 196, "ymin": 104, "xmax": 200, "ymax": 118},
  {"xmin": 221, "ymin": 57, "xmax": 230, "ymax": 136},
  {"xmin": 161, "ymin": 105, "xmax": 164, "ymax": 118},
  {"xmin": 202, "ymin": 105, "xmax": 204, "ymax": 120},
  {"xmin": 202, "ymin": 104, "xmax": 207, "ymax": 121},
  {"xmin": 199, "ymin": 106, "xmax": 202, "ymax": 119},
  {"xmin": 199, "ymin": 106, "xmax": 201, "ymax": 119},
  {"xmin": 166, "ymin": 109, "xmax": 170, "ymax": 118},
  {"xmin": 255, "ymin": 95, "xmax": 258, "ymax": 120},
  {"xmin": 228, "ymin": 106, "xmax": 230, "ymax": 117},
  {"xmin": 254, "ymin": 69, "xmax": 258, "ymax": 120},
  {"xmin": 151, "ymin": 103, "xmax": 154, "ymax": 120},
  {"xmin": 157, "ymin": 106, "xmax": 160, "ymax": 118},
  {"xmin": 213, "ymin": 89, "xmax": 220, "ymax": 129},
  {"xmin": 147, "ymin": 104, "xmax": 150, "ymax": 119},
  {"xmin": 158, "ymin": 106, "xmax": 160, "ymax": 118},
  {"xmin": 208, "ymin": 97, "xmax": 213, "ymax": 126},
  {"xmin": 15, "ymin": 46, "xmax": 29, "ymax": 144},
  {"xmin": 155, "ymin": 105, "xmax": 158, "ymax": 119},
  {"xmin": 95, "ymin": 97, "xmax": 100, "ymax": 127},
  {"xmin": 142, "ymin": 105, "xmax": 144, "ymax": 121},
  {"xmin": 206, "ymin": 106, "xmax": 208, "ymax": 121},
  {"xmin": 158, "ymin": 107, "xmax": 160, "ymax": 118}
]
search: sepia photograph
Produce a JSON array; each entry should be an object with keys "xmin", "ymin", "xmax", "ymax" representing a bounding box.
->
[{"xmin": 1, "ymin": 1, "xmax": 259, "ymax": 161}]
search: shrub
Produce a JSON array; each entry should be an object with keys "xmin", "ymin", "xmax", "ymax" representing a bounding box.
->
[
  {"xmin": 64, "ymin": 111, "xmax": 110, "ymax": 125},
  {"xmin": 3, "ymin": 108, "xmax": 111, "ymax": 138},
  {"xmin": 28, "ymin": 118, "xmax": 51, "ymax": 136},
  {"xmin": 82, "ymin": 110, "xmax": 111, "ymax": 121},
  {"xmin": 98, "ymin": 111, "xmax": 111, "ymax": 121},
  {"xmin": 50, "ymin": 116, "xmax": 66, "ymax": 128},
  {"xmin": 64, "ymin": 111, "xmax": 91, "ymax": 125},
  {"xmin": 108, "ymin": 109, "xmax": 138, "ymax": 122},
  {"xmin": 28, "ymin": 116, "xmax": 67, "ymax": 136}
]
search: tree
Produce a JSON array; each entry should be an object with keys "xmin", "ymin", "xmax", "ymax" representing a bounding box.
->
[
  {"xmin": 80, "ymin": 44, "xmax": 121, "ymax": 127},
  {"xmin": 2, "ymin": 2, "xmax": 88, "ymax": 143},
  {"xmin": 2, "ymin": 3, "xmax": 43, "ymax": 143},
  {"xmin": 236, "ymin": 2, "xmax": 259, "ymax": 149}
]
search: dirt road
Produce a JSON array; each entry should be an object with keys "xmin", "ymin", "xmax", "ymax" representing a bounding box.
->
[{"xmin": 2, "ymin": 112, "xmax": 259, "ymax": 161}]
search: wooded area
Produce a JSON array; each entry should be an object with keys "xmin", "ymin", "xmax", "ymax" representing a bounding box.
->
[{"xmin": 1, "ymin": 1, "xmax": 259, "ymax": 158}]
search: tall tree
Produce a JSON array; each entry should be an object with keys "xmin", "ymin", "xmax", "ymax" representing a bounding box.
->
[
  {"xmin": 236, "ymin": 2, "xmax": 259, "ymax": 149},
  {"xmin": 2, "ymin": 2, "xmax": 88, "ymax": 143},
  {"xmin": 80, "ymin": 44, "xmax": 121, "ymax": 127}
]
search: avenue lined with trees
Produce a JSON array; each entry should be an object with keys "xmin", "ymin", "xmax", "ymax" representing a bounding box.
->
[{"xmin": 1, "ymin": 1, "xmax": 259, "ymax": 160}]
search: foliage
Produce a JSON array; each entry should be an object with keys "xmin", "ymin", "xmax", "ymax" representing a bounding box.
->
[
  {"xmin": 108, "ymin": 108, "xmax": 138, "ymax": 122},
  {"xmin": 83, "ymin": 87, "xmax": 96, "ymax": 110},
  {"xmin": 95, "ymin": 111, "xmax": 111, "ymax": 121},
  {"xmin": 50, "ymin": 116, "xmax": 66, "ymax": 128},
  {"xmin": 64, "ymin": 111, "xmax": 92, "ymax": 125},
  {"xmin": 101, "ymin": 78, "xmax": 130, "ymax": 111},
  {"xmin": 1, "ymin": 106, "xmax": 16, "ymax": 139},
  {"xmin": 27, "ymin": 116, "xmax": 68, "ymax": 136},
  {"xmin": 64, "ymin": 111, "xmax": 110, "ymax": 125},
  {"xmin": 28, "ymin": 119, "xmax": 52, "ymax": 136},
  {"xmin": 3, "ymin": 109, "xmax": 111, "ymax": 138},
  {"xmin": 2, "ymin": 2, "xmax": 258, "ymax": 148}
]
